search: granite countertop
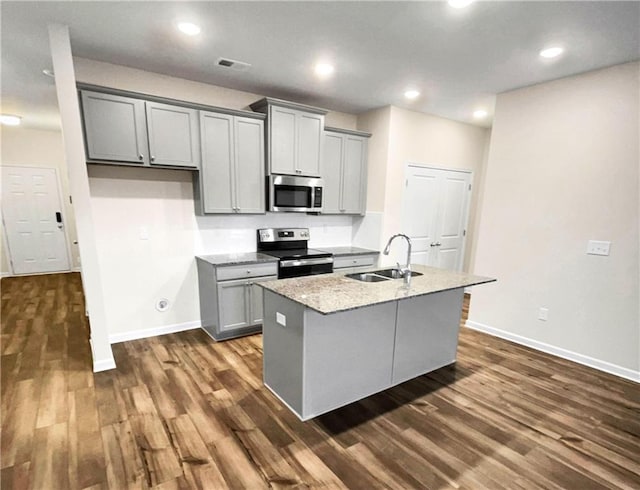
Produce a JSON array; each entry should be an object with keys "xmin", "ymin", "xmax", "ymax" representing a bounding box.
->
[
  {"xmin": 258, "ymin": 264, "xmax": 495, "ymax": 315},
  {"xmin": 196, "ymin": 252, "xmax": 279, "ymax": 266},
  {"xmin": 318, "ymin": 246, "xmax": 379, "ymax": 257}
]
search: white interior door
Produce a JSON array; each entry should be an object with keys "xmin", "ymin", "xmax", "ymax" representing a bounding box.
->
[
  {"xmin": 1, "ymin": 166, "xmax": 70, "ymax": 274},
  {"xmin": 402, "ymin": 164, "xmax": 472, "ymax": 271}
]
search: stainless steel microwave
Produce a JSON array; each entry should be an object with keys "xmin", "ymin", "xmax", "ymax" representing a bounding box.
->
[{"xmin": 269, "ymin": 175, "xmax": 323, "ymax": 212}]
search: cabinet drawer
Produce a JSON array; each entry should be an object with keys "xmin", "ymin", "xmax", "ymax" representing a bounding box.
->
[
  {"xmin": 216, "ymin": 262, "xmax": 278, "ymax": 281},
  {"xmin": 333, "ymin": 255, "xmax": 376, "ymax": 270}
]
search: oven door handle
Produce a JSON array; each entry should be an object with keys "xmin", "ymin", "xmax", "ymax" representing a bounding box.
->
[{"xmin": 280, "ymin": 257, "xmax": 334, "ymax": 268}]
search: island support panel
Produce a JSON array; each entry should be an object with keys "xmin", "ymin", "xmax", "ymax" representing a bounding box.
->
[
  {"xmin": 262, "ymin": 288, "xmax": 466, "ymax": 421},
  {"xmin": 392, "ymin": 288, "xmax": 464, "ymax": 385}
]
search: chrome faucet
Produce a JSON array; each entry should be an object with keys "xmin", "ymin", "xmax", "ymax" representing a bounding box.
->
[{"xmin": 383, "ymin": 234, "xmax": 412, "ymax": 285}]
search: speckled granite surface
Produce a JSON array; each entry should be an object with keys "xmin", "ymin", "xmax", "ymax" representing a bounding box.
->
[
  {"xmin": 258, "ymin": 264, "xmax": 495, "ymax": 315},
  {"xmin": 317, "ymin": 246, "xmax": 379, "ymax": 257},
  {"xmin": 196, "ymin": 253, "xmax": 279, "ymax": 266}
]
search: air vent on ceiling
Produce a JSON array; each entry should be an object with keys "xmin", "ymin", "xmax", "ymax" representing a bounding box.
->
[{"xmin": 216, "ymin": 57, "xmax": 251, "ymax": 72}]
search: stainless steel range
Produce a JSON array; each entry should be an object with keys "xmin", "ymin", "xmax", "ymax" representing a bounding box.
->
[{"xmin": 257, "ymin": 228, "xmax": 333, "ymax": 279}]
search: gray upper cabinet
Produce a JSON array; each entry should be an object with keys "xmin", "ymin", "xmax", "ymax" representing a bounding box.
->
[
  {"xmin": 234, "ymin": 117, "xmax": 265, "ymax": 213},
  {"xmin": 80, "ymin": 89, "xmax": 199, "ymax": 170},
  {"xmin": 196, "ymin": 111, "xmax": 265, "ymax": 215},
  {"xmin": 145, "ymin": 101, "xmax": 200, "ymax": 168},
  {"xmin": 322, "ymin": 132, "xmax": 344, "ymax": 214},
  {"xmin": 250, "ymin": 98, "xmax": 327, "ymax": 177},
  {"xmin": 322, "ymin": 128, "xmax": 371, "ymax": 215},
  {"xmin": 81, "ymin": 91, "xmax": 148, "ymax": 164}
]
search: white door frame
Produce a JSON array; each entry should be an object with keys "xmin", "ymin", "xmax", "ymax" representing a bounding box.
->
[
  {"xmin": 403, "ymin": 162, "xmax": 474, "ymax": 271},
  {"xmin": 1, "ymin": 164, "xmax": 73, "ymax": 276}
]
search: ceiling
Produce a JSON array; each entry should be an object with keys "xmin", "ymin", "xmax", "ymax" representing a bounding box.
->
[{"xmin": 2, "ymin": 1, "xmax": 639, "ymax": 131}]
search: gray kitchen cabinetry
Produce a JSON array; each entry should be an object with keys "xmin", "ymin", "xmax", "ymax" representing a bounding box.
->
[
  {"xmin": 80, "ymin": 89, "xmax": 199, "ymax": 169},
  {"xmin": 250, "ymin": 98, "xmax": 327, "ymax": 177},
  {"xmin": 196, "ymin": 258, "xmax": 278, "ymax": 341},
  {"xmin": 145, "ymin": 101, "xmax": 200, "ymax": 168},
  {"xmin": 194, "ymin": 111, "xmax": 265, "ymax": 214},
  {"xmin": 333, "ymin": 253, "xmax": 378, "ymax": 274},
  {"xmin": 322, "ymin": 127, "xmax": 370, "ymax": 215},
  {"xmin": 81, "ymin": 90, "xmax": 148, "ymax": 165}
]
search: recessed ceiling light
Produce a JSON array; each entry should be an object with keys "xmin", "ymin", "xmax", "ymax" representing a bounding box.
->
[
  {"xmin": 314, "ymin": 63, "xmax": 334, "ymax": 77},
  {"xmin": 0, "ymin": 114, "xmax": 22, "ymax": 126},
  {"xmin": 539, "ymin": 46, "xmax": 564, "ymax": 59},
  {"xmin": 473, "ymin": 109, "xmax": 488, "ymax": 119},
  {"xmin": 42, "ymin": 68, "xmax": 55, "ymax": 78},
  {"xmin": 177, "ymin": 22, "xmax": 201, "ymax": 36},
  {"xmin": 404, "ymin": 90, "xmax": 420, "ymax": 100},
  {"xmin": 448, "ymin": 0, "xmax": 474, "ymax": 9}
]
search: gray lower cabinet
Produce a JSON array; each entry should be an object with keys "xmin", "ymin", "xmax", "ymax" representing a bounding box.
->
[
  {"xmin": 80, "ymin": 90, "xmax": 199, "ymax": 169},
  {"xmin": 195, "ymin": 111, "xmax": 265, "ymax": 214},
  {"xmin": 332, "ymin": 253, "xmax": 378, "ymax": 274},
  {"xmin": 322, "ymin": 128, "xmax": 370, "ymax": 215},
  {"xmin": 196, "ymin": 258, "xmax": 277, "ymax": 341}
]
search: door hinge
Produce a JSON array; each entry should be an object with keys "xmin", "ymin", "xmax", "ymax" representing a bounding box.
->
[
  {"xmin": 405, "ymin": 179, "xmax": 408, "ymax": 187},
  {"xmin": 69, "ymin": 195, "xmax": 73, "ymax": 204},
  {"xmin": 468, "ymin": 184, "xmax": 472, "ymax": 191},
  {"xmin": 463, "ymin": 229, "xmax": 466, "ymax": 236}
]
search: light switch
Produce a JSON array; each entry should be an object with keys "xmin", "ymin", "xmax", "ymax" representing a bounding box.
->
[
  {"xmin": 276, "ymin": 312, "xmax": 286, "ymax": 327},
  {"xmin": 538, "ymin": 307, "xmax": 548, "ymax": 321},
  {"xmin": 587, "ymin": 240, "xmax": 611, "ymax": 256}
]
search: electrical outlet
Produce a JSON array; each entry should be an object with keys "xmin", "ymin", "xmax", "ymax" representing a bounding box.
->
[
  {"xmin": 538, "ymin": 307, "xmax": 549, "ymax": 321},
  {"xmin": 587, "ymin": 240, "xmax": 610, "ymax": 256}
]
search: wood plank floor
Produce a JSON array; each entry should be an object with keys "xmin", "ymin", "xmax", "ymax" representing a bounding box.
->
[{"xmin": 2, "ymin": 272, "xmax": 639, "ymax": 489}]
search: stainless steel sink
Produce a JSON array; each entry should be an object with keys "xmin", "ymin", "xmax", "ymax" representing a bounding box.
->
[
  {"xmin": 345, "ymin": 273, "xmax": 390, "ymax": 283},
  {"xmin": 373, "ymin": 268, "xmax": 423, "ymax": 279},
  {"xmin": 345, "ymin": 269, "xmax": 424, "ymax": 283}
]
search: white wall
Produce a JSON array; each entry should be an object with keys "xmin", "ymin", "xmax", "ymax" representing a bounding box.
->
[
  {"xmin": 356, "ymin": 106, "xmax": 490, "ymax": 269},
  {"xmin": 74, "ymin": 59, "xmax": 357, "ymax": 338},
  {"xmin": 0, "ymin": 127, "xmax": 80, "ymax": 274},
  {"xmin": 469, "ymin": 62, "xmax": 639, "ymax": 379}
]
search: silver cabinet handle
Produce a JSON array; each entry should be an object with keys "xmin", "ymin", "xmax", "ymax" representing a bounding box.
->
[
  {"xmin": 246, "ymin": 270, "xmax": 251, "ymax": 274},
  {"xmin": 431, "ymin": 242, "xmax": 442, "ymax": 247},
  {"xmin": 138, "ymin": 154, "xmax": 144, "ymax": 160},
  {"xmin": 151, "ymin": 156, "xmax": 155, "ymax": 161}
]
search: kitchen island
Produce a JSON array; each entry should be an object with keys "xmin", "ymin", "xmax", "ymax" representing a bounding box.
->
[{"xmin": 258, "ymin": 264, "xmax": 495, "ymax": 420}]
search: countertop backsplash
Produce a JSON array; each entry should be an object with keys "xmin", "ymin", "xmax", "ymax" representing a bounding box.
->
[{"xmin": 194, "ymin": 213, "xmax": 356, "ymax": 255}]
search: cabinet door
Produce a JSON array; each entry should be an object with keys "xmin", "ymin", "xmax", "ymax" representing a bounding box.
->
[
  {"xmin": 234, "ymin": 117, "xmax": 265, "ymax": 214},
  {"xmin": 297, "ymin": 112, "xmax": 323, "ymax": 177},
  {"xmin": 146, "ymin": 102, "xmax": 200, "ymax": 168},
  {"xmin": 200, "ymin": 112, "xmax": 235, "ymax": 213},
  {"xmin": 270, "ymin": 106, "xmax": 297, "ymax": 174},
  {"xmin": 217, "ymin": 279, "xmax": 250, "ymax": 333},
  {"xmin": 249, "ymin": 276, "xmax": 277, "ymax": 325},
  {"xmin": 341, "ymin": 135, "xmax": 367, "ymax": 214},
  {"xmin": 321, "ymin": 132, "xmax": 343, "ymax": 214},
  {"xmin": 81, "ymin": 91, "xmax": 148, "ymax": 164}
]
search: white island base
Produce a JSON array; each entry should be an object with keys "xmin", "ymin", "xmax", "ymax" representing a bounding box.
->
[{"xmin": 262, "ymin": 287, "xmax": 465, "ymax": 421}]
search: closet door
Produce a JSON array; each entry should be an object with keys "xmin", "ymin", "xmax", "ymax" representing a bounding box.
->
[{"xmin": 401, "ymin": 165, "xmax": 472, "ymax": 271}]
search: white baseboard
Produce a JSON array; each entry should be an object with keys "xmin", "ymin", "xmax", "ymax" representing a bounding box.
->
[
  {"xmin": 109, "ymin": 320, "xmax": 201, "ymax": 344},
  {"xmin": 0, "ymin": 272, "xmax": 11, "ymax": 278},
  {"xmin": 93, "ymin": 357, "xmax": 116, "ymax": 372},
  {"xmin": 72, "ymin": 266, "xmax": 82, "ymax": 272},
  {"xmin": 465, "ymin": 320, "xmax": 640, "ymax": 384}
]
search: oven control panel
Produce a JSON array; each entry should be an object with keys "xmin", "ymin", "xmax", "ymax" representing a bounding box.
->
[{"xmin": 258, "ymin": 228, "xmax": 309, "ymax": 243}]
